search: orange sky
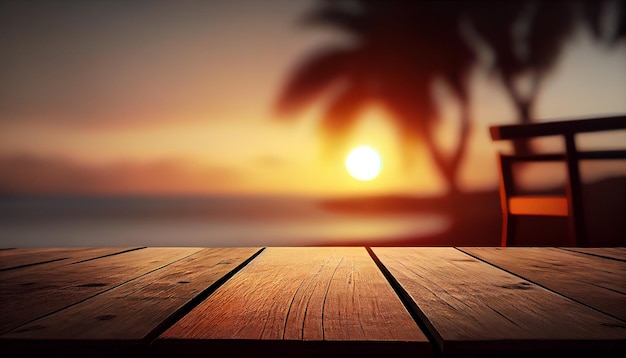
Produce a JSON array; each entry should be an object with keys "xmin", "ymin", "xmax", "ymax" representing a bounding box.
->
[{"xmin": 0, "ymin": 1, "xmax": 625, "ymax": 197}]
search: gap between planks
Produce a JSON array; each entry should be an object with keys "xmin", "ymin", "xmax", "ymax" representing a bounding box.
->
[
  {"xmin": 145, "ymin": 247, "xmax": 265, "ymax": 342},
  {"xmin": 0, "ymin": 248, "xmax": 202, "ymax": 334},
  {"xmin": 560, "ymin": 247, "xmax": 626, "ymax": 262},
  {"xmin": 373, "ymin": 247, "xmax": 626, "ymax": 356},
  {"xmin": 456, "ymin": 247, "xmax": 626, "ymax": 322},
  {"xmin": 155, "ymin": 247, "xmax": 430, "ymax": 358},
  {"xmin": 0, "ymin": 247, "xmax": 146, "ymax": 272},
  {"xmin": 365, "ymin": 246, "xmax": 443, "ymax": 358},
  {"xmin": 1, "ymin": 248, "xmax": 265, "ymax": 358}
]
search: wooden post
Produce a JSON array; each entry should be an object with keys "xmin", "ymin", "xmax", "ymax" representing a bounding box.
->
[
  {"xmin": 498, "ymin": 155, "xmax": 516, "ymax": 247},
  {"xmin": 564, "ymin": 134, "xmax": 587, "ymax": 247}
]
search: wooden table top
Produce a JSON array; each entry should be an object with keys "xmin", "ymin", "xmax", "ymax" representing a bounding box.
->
[{"xmin": 0, "ymin": 247, "xmax": 624, "ymax": 357}]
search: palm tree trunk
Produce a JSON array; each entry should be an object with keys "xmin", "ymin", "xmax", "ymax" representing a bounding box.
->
[
  {"xmin": 512, "ymin": 99, "xmax": 534, "ymax": 154},
  {"xmin": 422, "ymin": 97, "xmax": 472, "ymax": 196},
  {"xmin": 502, "ymin": 75, "xmax": 535, "ymax": 155},
  {"xmin": 448, "ymin": 100, "xmax": 472, "ymax": 194},
  {"xmin": 422, "ymin": 125, "xmax": 460, "ymax": 196}
]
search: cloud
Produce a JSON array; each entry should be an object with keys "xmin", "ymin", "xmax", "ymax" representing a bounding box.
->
[{"xmin": 0, "ymin": 154, "xmax": 240, "ymax": 195}]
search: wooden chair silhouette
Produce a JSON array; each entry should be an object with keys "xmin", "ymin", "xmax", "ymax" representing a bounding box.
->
[{"xmin": 490, "ymin": 115, "xmax": 626, "ymax": 247}]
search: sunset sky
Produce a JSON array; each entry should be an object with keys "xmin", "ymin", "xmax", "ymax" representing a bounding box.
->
[{"xmin": 1, "ymin": 0, "xmax": 625, "ymax": 197}]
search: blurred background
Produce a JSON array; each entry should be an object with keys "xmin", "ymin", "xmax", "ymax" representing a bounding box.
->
[{"xmin": 1, "ymin": 0, "xmax": 624, "ymax": 247}]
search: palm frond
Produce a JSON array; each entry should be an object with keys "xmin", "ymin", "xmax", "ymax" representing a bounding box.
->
[
  {"xmin": 582, "ymin": 0, "xmax": 605, "ymax": 40},
  {"xmin": 301, "ymin": 6, "xmax": 369, "ymax": 35},
  {"xmin": 379, "ymin": 84, "xmax": 436, "ymax": 166},
  {"xmin": 386, "ymin": 93, "xmax": 434, "ymax": 137},
  {"xmin": 526, "ymin": 1, "xmax": 576, "ymax": 76},
  {"xmin": 319, "ymin": 84, "xmax": 369, "ymax": 157},
  {"xmin": 614, "ymin": 0, "xmax": 626, "ymax": 43},
  {"xmin": 437, "ymin": 37, "xmax": 475, "ymax": 102},
  {"xmin": 275, "ymin": 47, "xmax": 357, "ymax": 119},
  {"xmin": 468, "ymin": 2, "xmax": 526, "ymax": 76}
]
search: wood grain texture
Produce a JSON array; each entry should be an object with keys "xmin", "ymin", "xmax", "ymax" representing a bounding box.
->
[
  {"xmin": 460, "ymin": 247, "xmax": 626, "ymax": 321},
  {"xmin": 373, "ymin": 247, "xmax": 626, "ymax": 356},
  {"xmin": 0, "ymin": 248, "xmax": 261, "ymax": 357},
  {"xmin": 0, "ymin": 247, "xmax": 200, "ymax": 334},
  {"xmin": 562, "ymin": 247, "xmax": 626, "ymax": 262},
  {"xmin": 0, "ymin": 247, "xmax": 143, "ymax": 271},
  {"xmin": 156, "ymin": 247, "xmax": 429, "ymax": 358}
]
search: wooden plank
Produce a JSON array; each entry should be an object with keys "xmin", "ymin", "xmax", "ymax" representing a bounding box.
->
[
  {"xmin": 0, "ymin": 247, "xmax": 200, "ymax": 334},
  {"xmin": 564, "ymin": 133, "xmax": 588, "ymax": 247},
  {"xmin": 0, "ymin": 248, "xmax": 262, "ymax": 357},
  {"xmin": 490, "ymin": 115, "xmax": 626, "ymax": 140},
  {"xmin": 562, "ymin": 247, "xmax": 626, "ymax": 262},
  {"xmin": 0, "ymin": 247, "xmax": 144, "ymax": 271},
  {"xmin": 579, "ymin": 149, "xmax": 626, "ymax": 159},
  {"xmin": 373, "ymin": 247, "xmax": 626, "ymax": 356},
  {"xmin": 508, "ymin": 196, "xmax": 568, "ymax": 216},
  {"xmin": 502, "ymin": 151, "xmax": 626, "ymax": 161},
  {"xmin": 460, "ymin": 247, "xmax": 626, "ymax": 321},
  {"xmin": 504, "ymin": 153, "xmax": 566, "ymax": 161},
  {"xmin": 0, "ymin": 248, "xmax": 88, "ymax": 270},
  {"xmin": 155, "ymin": 247, "xmax": 430, "ymax": 358}
]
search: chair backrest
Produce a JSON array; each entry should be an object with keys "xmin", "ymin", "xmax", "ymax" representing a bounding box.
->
[{"xmin": 490, "ymin": 115, "xmax": 626, "ymax": 247}]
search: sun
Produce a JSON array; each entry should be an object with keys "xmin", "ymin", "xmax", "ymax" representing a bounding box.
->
[{"xmin": 345, "ymin": 146, "xmax": 381, "ymax": 181}]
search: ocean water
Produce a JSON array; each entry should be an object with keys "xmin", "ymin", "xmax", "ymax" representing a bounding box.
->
[{"xmin": 0, "ymin": 196, "xmax": 448, "ymax": 247}]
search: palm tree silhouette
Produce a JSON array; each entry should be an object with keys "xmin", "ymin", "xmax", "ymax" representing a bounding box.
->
[
  {"xmin": 276, "ymin": 0, "xmax": 625, "ymax": 190},
  {"xmin": 470, "ymin": 0, "xmax": 626, "ymax": 154},
  {"xmin": 583, "ymin": 0, "xmax": 626, "ymax": 45},
  {"xmin": 469, "ymin": 1, "xmax": 577, "ymax": 154},
  {"xmin": 276, "ymin": 0, "xmax": 476, "ymax": 195}
]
